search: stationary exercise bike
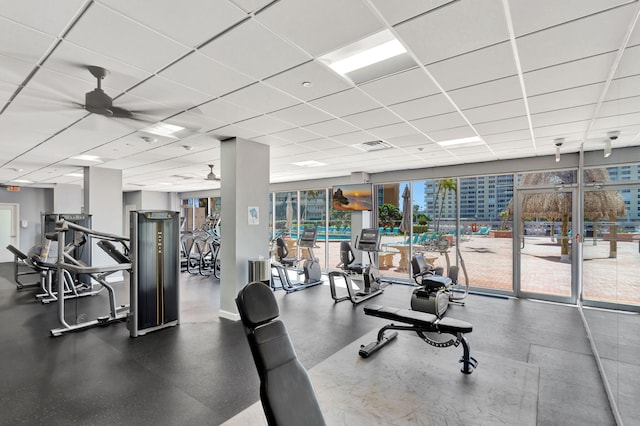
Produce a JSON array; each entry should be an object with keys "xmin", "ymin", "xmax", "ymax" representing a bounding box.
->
[
  {"xmin": 329, "ymin": 228, "xmax": 384, "ymax": 304},
  {"xmin": 410, "ymin": 237, "xmax": 468, "ymax": 317},
  {"xmin": 271, "ymin": 227, "xmax": 323, "ymax": 293}
]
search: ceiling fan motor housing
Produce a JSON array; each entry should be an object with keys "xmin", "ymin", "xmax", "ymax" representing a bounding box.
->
[{"xmin": 85, "ymin": 88, "xmax": 113, "ymax": 115}]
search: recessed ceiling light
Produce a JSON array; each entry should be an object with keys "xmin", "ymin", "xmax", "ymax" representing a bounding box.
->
[
  {"xmin": 12, "ymin": 179, "xmax": 32, "ymax": 183},
  {"xmin": 436, "ymin": 136, "xmax": 484, "ymax": 147},
  {"xmin": 319, "ymin": 30, "xmax": 407, "ymax": 75},
  {"xmin": 301, "ymin": 81, "xmax": 312, "ymax": 87},
  {"xmin": 141, "ymin": 122, "xmax": 186, "ymax": 138},
  {"xmin": 65, "ymin": 173, "xmax": 84, "ymax": 177},
  {"xmin": 183, "ymin": 145, "xmax": 194, "ymax": 151},
  {"xmin": 292, "ymin": 160, "xmax": 327, "ymax": 167},
  {"xmin": 70, "ymin": 154, "xmax": 102, "ymax": 162}
]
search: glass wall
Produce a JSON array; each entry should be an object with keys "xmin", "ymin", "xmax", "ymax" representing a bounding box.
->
[{"xmin": 300, "ymin": 189, "xmax": 327, "ymax": 269}]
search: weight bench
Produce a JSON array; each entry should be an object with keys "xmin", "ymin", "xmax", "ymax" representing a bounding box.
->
[
  {"xmin": 359, "ymin": 304, "xmax": 478, "ymax": 374},
  {"xmin": 236, "ymin": 282, "xmax": 325, "ymax": 426}
]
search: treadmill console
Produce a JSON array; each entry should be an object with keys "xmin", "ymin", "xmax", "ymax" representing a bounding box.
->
[
  {"xmin": 356, "ymin": 228, "xmax": 380, "ymax": 252},
  {"xmin": 298, "ymin": 227, "xmax": 318, "ymax": 248}
]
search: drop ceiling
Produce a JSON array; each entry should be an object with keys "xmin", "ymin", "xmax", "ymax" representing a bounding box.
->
[{"xmin": 1, "ymin": 0, "xmax": 639, "ymax": 192}]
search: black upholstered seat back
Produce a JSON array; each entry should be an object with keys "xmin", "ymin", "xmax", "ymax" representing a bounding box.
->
[
  {"xmin": 339, "ymin": 241, "xmax": 363, "ymax": 274},
  {"xmin": 236, "ymin": 282, "xmax": 325, "ymax": 426},
  {"xmin": 275, "ymin": 237, "xmax": 289, "ymax": 259}
]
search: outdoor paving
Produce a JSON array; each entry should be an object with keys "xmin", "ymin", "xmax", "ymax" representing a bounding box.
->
[{"xmin": 311, "ymin": 234, "xmax": 640, "ymax": 305}]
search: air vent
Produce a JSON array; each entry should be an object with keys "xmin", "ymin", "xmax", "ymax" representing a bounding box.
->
[{"xmin": 353, "ymin": 140, "xmax": 393, "ymax": 152}]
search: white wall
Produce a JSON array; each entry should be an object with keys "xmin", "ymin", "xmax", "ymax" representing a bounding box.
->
[
  {"xmin": 53, "ymin": 183, "xmax": 82, "ymax": 212},
  {"xmin": 0, "ymin": 187, "xmax": 53, "ymax": 250}
]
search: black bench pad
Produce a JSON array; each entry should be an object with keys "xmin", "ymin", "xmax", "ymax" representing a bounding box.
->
[{"xmin": 364, "ymin": 304, "xmax": 473, "ymax": 334}]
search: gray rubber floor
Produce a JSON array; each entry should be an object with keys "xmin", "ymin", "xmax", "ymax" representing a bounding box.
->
[{"xmin": 0, "ymin": 263, "xmax": 616, "ymax": 425}]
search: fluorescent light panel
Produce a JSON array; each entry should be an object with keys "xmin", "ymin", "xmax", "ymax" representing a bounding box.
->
[
  {"xmin": 141, "ymin": 122, "xmax": 186, "ymax": 138},
  {"xmin": 437, "ymin": 136, "xmax": 484, "ymax": 147},
  {"xmin": 292, "ymin": 160, "xmax": 327, "ymax": 167},
  {"xmin": 320, "ymin": 30, "xmax": 407, "ymax": 75},
  {"xmin": 70, "ymin": 154, "xmax": 102, "ymax": 162},
  {"xmin": 65, "ymin": 173, "xmax": 83, "ymax": 177},
  {"xmin": 12, "ymin": 179, "xmax": 32, "ymax": 183}
]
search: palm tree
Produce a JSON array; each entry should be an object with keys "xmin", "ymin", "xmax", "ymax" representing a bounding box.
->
[{"xmin": 435, "ymin": 178, "xmax": 456, "ymax": 232}]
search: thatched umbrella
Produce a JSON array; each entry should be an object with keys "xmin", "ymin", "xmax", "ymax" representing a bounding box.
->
[
  {"xmin": 583, "ymin": 169, "xmax": 626, "ymax": 258},
  {"xmin": 508, "ymin": 169, "xmax": 625, "ymax": 259}
]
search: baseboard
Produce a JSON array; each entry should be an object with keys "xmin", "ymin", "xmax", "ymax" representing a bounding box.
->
[{"xmin": 219, "ymin": 309, "xmax": 240, "ymax": 322}]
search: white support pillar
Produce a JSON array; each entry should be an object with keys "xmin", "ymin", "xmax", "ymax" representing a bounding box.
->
[
  {"xmin": 53, "ymin": 183, "xmax": 82, "ymax": 213},
  {"xmin": 84, "ymin": 167, "xmax": 123, "ymax": 272},
  {"xmin": 219, "ymin": 137, "xmax": 270, "ymax": 321}
]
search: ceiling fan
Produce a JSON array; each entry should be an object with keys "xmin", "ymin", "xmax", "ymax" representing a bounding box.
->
[
  {"xmin": 205, "ymin": 165, "xmax": 221, "ymax": 181},
  {"xmin": 80, "ymin": 65, "xmax": 157, "ymax": 121}
]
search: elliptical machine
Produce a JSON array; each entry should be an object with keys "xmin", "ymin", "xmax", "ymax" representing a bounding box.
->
[
  {"xmin": 329, "ymin": 228, "xmax": 383, "ymax": 304},
  {"xmin": 271, "ymin": 227, "xmax": 323, "ymax": 293}
]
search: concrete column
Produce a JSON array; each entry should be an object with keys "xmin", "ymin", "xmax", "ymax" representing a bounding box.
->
[
  {"xmin": 83, "ymin": 167, "xmax": 123, "ymax": 272},
  {"xmin": 219, "ymin": 137, "xmax": 270, "ymax": 321},
  {"xmin": 53, "ymin": 183, "xmax": 82, "ymax": 213}
]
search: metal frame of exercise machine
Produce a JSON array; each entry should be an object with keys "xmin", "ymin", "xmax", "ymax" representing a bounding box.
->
[
  {"xmin": 329, "ymin": 228, "xmax": 384, "ymax": 304},
  {"xmin": 271, "ymin": 226, "xmax": 324, "ymax": 293}
]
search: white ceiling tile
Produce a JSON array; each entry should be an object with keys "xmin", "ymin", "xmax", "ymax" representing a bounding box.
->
[
  {"xmin": 606, "ymin": 74, "xmax": 640, "ymax": 101},
  {"xmin": 257, "ymin": 0, "xmax": 384, "ymax": 56},
  {"xmin": 0, "ymin": 0, "xmax": 85, "ymax": 36},
  {"xmin": 463, "ymin": 99, "xmax": 527, "ymax": 123},
  {"xmin": 533, "ymin": 121, "xmax": 590, "ymax": 138},
  {"xmin": 516, "ymin": 4, "xmax": 634, "ymax": 72},
  {"xmin": 208, "ymin": 124, "xmax": 262, "ymax": 141},
  {"xmin": 411, "ymin": 112, "xmax": 469, "ymax": 133},
  {"xmin": 531, "ymin": 105, "xmax": 597, "ymax": 128},
  {"xmin": 197, "ymin": 98, "xmax": 259, "ymax": 124},
  {"xmin": 235, "ymin": 115, "xmax": 293, "ymax": 134},
  {"xmin": 616, "ymin": 44, "xmax": 640, "ymax": 79},
  {"xmin": 268, "ymin": 103, "xmax": 333, "ymax": 127},
  {"xmin": 447, "ymin": 76, "xmax": 522, "ymax": 109},
  {"xmin": 358, "ymin": 67, "xmax": 440, "ymax": 105},
  {"xmin": 169, "ymin": 110, "xmax": 226, "ymax": 133},
  {"xmin": 223, "ymin": 82, "xmax": 299, "ymax": 114},
  {"xmin": 389, "ymin": 93, "xmax": 456, "ymax": 121},
  {"xmin": 126, "ymin": 75, "xmax": 211, "ymax": 109},
  {"xmin": 101, "ymin": 0, "xmax": 247, "ymax": 47},
  {"xmin": 303, "ymin": 119, "xmax": 359, "ymax": 137},
  {"xmin": 297, "ymin": 138, "xmax": 345, "ymax": 151},
  {"xmin": 367, "ymin": 123, "xmax": 417, "ymax": 140},
  {"xmin": 475, "ymin": 116, "xmax": 530, "ymax": 135},
  {"xmin": 508, "ymin": 0, "xmax": 632, "ymax": 37},
  {"xmin": 252, "ymin": 134, "xmax": 291, "ymax": 147},
  {"xmin": 342, "ymin": 108, "xmax": 401, "ymax": 129},
  {"xmin": 598, "ymin": 96, "xmax": 640, "ymax": 117},
  {"xmin": 387, "ymin": 134, "xmax": 434, "ymax": 151},
  {"xmin": 482, "ymin": 129, "xmax": 532, "ymax": 144},
  {"xmin": 232, "ymin": 0, "xmax": 272, "ymax": 14},
  {"xmin": 591, "ymin": 111, "xmax": 640, "ymax": 130},
  {"xmin": 272, "ymin": 127, "xmax": 320, "ymax": 143},
  {"xmin": 427, "ymin": 41, "xmax": 517, "ymax": 90},
  {"xmin": 427, "ymin": 126, "xmax": 477, "ymax": 143},
  {"xmin": 198, "ymin": 19, "xmax": 309, "ymax": 80},
  {"xmin": 65, "ymin": 4, "xmax": 189, "ymax": 72},
  {"xmin": 528, "ymin": 83, "xmax": 604, "ymax": 114},
  {"xmin": 395, "ymin": 0, "xmax": 509, "ymax": 64},
  {"xmin": 159, "ymin": 52, "xmax": 254, "ymax": 98},
  {"xmin": 41, "ymin": 42, "xmax": 152, "ymax": 93},
  {"xmin": 0, "ymin": 80, "xmax": 17, "ymax": 103},
  {"xmin": 265, "ymin": 61, "xmax": 352, "ymax": 101},
  {"xmin": 369, "ymin": 0, "xmax": 454, "ymax": 26},
  {"xmin": 0, "ymin": 54, "xmax": 38, "ymax": 87},
  {"xmin": 309, "ymin": 88, "xmax": 380, "ymax": 117},
  {"xmin": 523, "ymin": 52, "xmax": 615, "ymax": 96},
  {"xmin": 331, "ymin": 131, "xmax": 377, "ymax": 144},
  {"xmin": 0, "ymin": 18, "xmax": 56, "ymax": 65}
]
